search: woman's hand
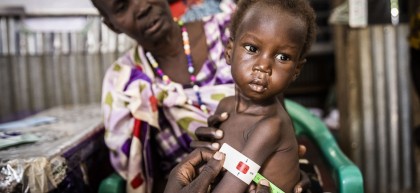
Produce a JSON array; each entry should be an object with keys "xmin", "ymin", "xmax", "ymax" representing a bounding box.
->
[
  {"xmin": 164, "ymin": 148, "xmax": 225, "ymax": 193},
  {"xmin": 190, "ymin": 112, "xmax": 229, "ymax": 150},
  {"xmin": 295, "ymin": 145, "xmax": 311, "ymax": 193},
  {"xmin": 165, "ymin": 148, "xmax": 272, "ymax": 193},
  {"xmin": 294, "ymin": 170, "xmax": 311, "ymax": 193},
  {"xmin": 247, "ymin": 180, "xmax": 272, "ymax": 193}
]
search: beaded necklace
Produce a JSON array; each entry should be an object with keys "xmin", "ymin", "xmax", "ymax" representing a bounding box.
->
[{"xmin": 145, "ymin": 20, "xmax": 208, "ymax": 114}]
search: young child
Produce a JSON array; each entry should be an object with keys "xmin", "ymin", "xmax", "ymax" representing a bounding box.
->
[{"xmin": 212, "ymin": 0, "xmax": 317, "ymax": 192}]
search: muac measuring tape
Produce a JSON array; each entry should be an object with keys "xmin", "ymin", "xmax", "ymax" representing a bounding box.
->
[{"xmin": 219, "ymin": 143, "xmax": 285, "ymax": 193}]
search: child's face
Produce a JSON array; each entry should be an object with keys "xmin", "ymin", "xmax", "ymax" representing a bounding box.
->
[
  {"xmin": 94, "ymin": 0, "xmax": 174, "ymax": 44},
  {"xmin": 226, "ymin": 3, "xmax": 307, "ymax": 102}
]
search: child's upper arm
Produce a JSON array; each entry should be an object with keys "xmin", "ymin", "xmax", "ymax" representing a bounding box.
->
[
  {"xmin": 241, "ymin": 119, "xmax": 282, "ymax": 163},
  {"xmin": 212, "ymin": 118, "xmax": 282, "ymax": 193}
]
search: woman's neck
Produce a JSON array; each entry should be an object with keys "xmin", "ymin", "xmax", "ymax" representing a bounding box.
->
[{"xmin": 143, "ymin": 21, "xmax": 184, "ymax": 59}]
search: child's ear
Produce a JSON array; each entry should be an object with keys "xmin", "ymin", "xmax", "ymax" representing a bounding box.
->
[
  {"xmin": 102, "ymin": 18, "xmax": 122, "ymax": 34},
  {"xmin": 224, "ymin": 38, "xmax": 234, "ymax": 65},
  {"xmin": 293, "ymin": 58, "xmax": 306, "ymax": 81}
]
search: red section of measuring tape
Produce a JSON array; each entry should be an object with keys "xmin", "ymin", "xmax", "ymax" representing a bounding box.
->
[{"xmin": 236, "ymin": 161, "xmax": 250, "ymax": 174}]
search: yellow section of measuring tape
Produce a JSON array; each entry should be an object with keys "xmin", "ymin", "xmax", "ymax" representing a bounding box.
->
[{"xmin": 252, "ymin": 173, "xmax": 285, "ymax": 193}]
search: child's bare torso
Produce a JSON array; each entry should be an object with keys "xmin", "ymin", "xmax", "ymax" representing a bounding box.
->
[{"xmin": 216, "ymin": 96, "xmax": 300, "ymax": 193}]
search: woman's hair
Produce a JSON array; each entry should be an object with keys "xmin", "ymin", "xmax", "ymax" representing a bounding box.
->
[
  {"xmin": 91, "ymin": 0, "xmax": 108, "ymax": 18},
  {"xmin": 229, "ymin": 0, "xmax": 317, "ymax": 57}
]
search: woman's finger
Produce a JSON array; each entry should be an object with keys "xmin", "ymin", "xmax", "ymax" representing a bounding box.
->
[
  {"xmin": 207, "ymin": 112, "xmax": 229, "ymax": 127},
  {"xmin": 298, "ymin": 145, "xmax": 307, "ymax": 158},
  {"xmin": 165, "ymin": 148, "xmax": 215, "ymax": 192},
  {"xmin": 247, "ymin": 183, "xmax": 257, "ymax": 193},
  {"xmin": 255, "ymin": 179, "xmax": 271, "ymax": 193},
  {"xmin": 190, "ymin": 140, "xmax": 220, "ymax": 150},
  {"xmin": 183, "ymin": 148, "xmax": 214, "ymax": 165},
  {"xmin": 294, "ymin": 170, "xmax": 311, "ymax": 193},
  {"xmin": 195, "ymin": 126, "xmax": 224, "ymax": 141},
  {"xmin": 174, "ymin": 148, "xmax": 214, "ymax": 175},
  {"xmin": 181, "ymin": 152, "xmax": 225, "ymax": 193}
]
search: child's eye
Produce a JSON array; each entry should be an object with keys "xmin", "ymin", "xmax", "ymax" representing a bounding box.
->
[
  {"xmin": 275, "ymin": 54, "xmax": 290, "ymax": 61},
  {"xmin": 244, "ymin": 45, "xmax": 258, "ymax": 53}
]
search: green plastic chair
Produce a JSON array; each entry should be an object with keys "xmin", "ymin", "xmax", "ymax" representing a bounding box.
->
[
  {"xmin": 285, "ymin": 99, "xmax": 364, "ymax": 193},
  {"xmin": 98, "ymin": 99, "xmax": 364, "ymax": 193}
]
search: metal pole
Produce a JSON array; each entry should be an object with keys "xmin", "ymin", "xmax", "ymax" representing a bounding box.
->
[
  {"xmin": 396, "ymin": 25, "xmax": 413, "ymax": 190},
  {"xmin": 371, "ymin": 26, "xmax": 389, "ymax": 193},
  {"xmin": 384, "ymin": 25, "xmax": 400, "ymax": 192}
]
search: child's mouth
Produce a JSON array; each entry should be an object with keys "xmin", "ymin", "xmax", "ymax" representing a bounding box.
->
[
  {"xmin": 249, "ymin": 83, "xmax": 267, "ymax": 93},
  {"xmin": 249, "ymin": 79, "xmax": 267, "ymax": 93}
]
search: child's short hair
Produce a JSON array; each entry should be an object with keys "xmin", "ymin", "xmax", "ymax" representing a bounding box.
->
[{"xmin": 229, "ymin": 0, "xmax": 317, "ymax": 57}]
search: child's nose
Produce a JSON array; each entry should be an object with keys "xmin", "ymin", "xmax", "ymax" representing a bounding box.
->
[{"xmin": 252, "ymin": 57, "xmax": 272, "ymax": 75}]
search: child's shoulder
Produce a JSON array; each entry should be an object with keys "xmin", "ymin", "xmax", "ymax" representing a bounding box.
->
[
  {"xmin": 254, "ymin": 107, "xmax": 293, "ymax": 136},
  {"xmin": 243, "ymin": 108, "xmax": 295, "ymax": 153},
  {"xmin": 219, "ymin": 96, "xmax": 235, "ymax": 107},
  {"xmin": 215, "ymin": 96, "xmax": 235, "ymax": 113}
]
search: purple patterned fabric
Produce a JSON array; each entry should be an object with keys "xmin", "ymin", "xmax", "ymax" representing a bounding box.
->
[{"xmin": 101, "ymin": 12, "xmax": 235, "ymax": 193}]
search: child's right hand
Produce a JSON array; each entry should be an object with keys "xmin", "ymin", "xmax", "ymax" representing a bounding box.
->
[{"xmin": 190, "ymin": 112, "xmax": 229, "ymax": 150}]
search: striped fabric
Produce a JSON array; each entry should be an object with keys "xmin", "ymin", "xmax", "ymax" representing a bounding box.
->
[{"xmin": 101, "ymin": 12, "xmax": 234, "ymax": 193}]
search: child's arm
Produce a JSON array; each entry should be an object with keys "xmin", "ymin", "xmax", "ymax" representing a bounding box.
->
[{"xmin": 212, "ymin": 118, "xmax": 282, "ymax": 193}]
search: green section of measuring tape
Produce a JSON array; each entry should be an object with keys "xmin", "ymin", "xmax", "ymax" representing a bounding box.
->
[{"xmin": 253, "ymin": 173, "xmax": 285, "ymax": 193}]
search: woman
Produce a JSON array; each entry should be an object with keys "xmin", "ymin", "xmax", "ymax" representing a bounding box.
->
[{"xmin": 91, "ymin": 0, "xmax": 310, "ymax": 192}]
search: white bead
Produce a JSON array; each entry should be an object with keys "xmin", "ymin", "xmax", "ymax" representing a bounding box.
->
[
  {"xmin": 188, "ymin": 66, "xmax": 194, "ymax": 73},
  {"xmin": 200, "ymin": 105, "xmax": 207, "ymax": 111},
  {"xmin": 187, "ymin": 99, "xmax": 193, "ymax": 105}
]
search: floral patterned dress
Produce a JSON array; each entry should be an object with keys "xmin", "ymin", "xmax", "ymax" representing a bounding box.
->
[{"xmin": 101, "ymin": 12, "xmax": 234, "ymax": 193}]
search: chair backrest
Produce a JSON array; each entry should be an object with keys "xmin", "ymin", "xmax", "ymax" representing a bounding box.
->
[{"xmin": 285, "ymin": 99, "xmax": 364, "ymax": 193}]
